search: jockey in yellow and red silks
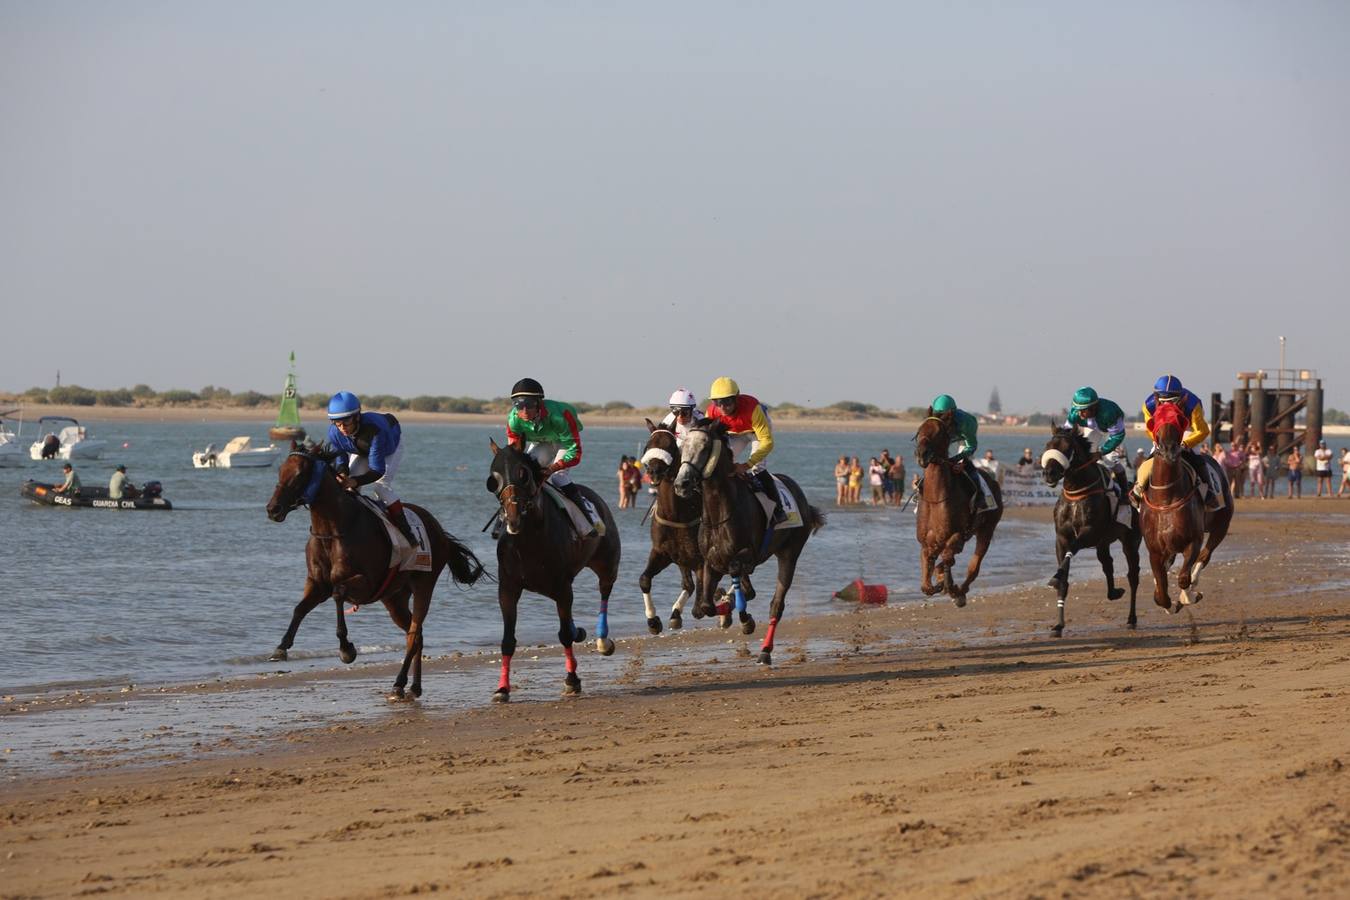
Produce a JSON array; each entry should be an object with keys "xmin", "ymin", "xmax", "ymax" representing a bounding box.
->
[
  {"xmin": 1131, "ymin": 374, "xmax": 1213, "ymax": 504},
  {"xmin": 703, "ymin": 376, "xmax": 785, "ymax": 524}
]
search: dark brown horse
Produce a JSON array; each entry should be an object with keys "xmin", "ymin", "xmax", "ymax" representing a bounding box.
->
[
  {"xmin": 672, "ymin": 420, "xmax": 824, "ymax": 665},
  {"xmin": 265, "ymin": 442, "xmax": 486, "ymax": 700},
  {"xmin": 914, "ymin": 412, "xmax": 1002, "ymax": 605},
  {"xmin": 1139, "ymin": 403, "xmax": 1233, "ymax": 611},
  {"xmin": 637, "ymin": 422, "xmax": 756, "ymax": 632},
  {"xmin": 487, "ymin": 438, "xmax": 621, "ymax": 701},
  {"xmin": 1041, "ymin": 426, "xmax": 1141, "ymax": 635}
]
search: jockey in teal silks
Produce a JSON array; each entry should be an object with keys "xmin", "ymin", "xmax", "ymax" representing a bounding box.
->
[
  {"xmin": 929, "ymin": 394, "xmax": 994, "ymax": 512},
  {"xmin": 326, "ymin": 391, "xmax": 417, "ymax": 546},
  {"xmin": 1063, "ymin": 386, "xmax": 1129, "ymax": 492}
]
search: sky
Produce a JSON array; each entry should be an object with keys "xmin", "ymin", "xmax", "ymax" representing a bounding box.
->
[{"xmin": 3, "ymin": 2, "xmax": 1348, "ymax": 413}]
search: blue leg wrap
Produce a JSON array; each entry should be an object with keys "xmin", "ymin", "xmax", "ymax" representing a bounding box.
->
[{"xmin": 733, "ymin": 577, "xmax": 747, "ymax": 615}]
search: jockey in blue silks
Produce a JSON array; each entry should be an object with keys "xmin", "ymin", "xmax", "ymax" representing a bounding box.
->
[{"xmin": 326, "ymin": 391, "xmax": 416, "ymax": 545}]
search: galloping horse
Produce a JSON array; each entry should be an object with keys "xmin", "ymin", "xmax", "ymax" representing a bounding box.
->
[
  {"xmin": 672, "ymin": 420, "xmax": 824, "ymax": 665},
  {"xmin": 1041, "ymin": 426, "xmax": 1141, "ymax": 635},
  {"xmin": 1139, "ymin": 403, "xmax": 1233, "ymax": 611},
  {"xmin": 637, "ymin": 422, "xmax": 756, "ymax": 632},
  {"xmin": 913, "ymin": 412, "xmax": 1002, "ymax": 604},
  {"xmin": 487, "ymin": 438, "xmax": 620, "ymax": 701},
  {"xmin": 265, "ymin": 442, "xmax": 486, "ymax": 700}
]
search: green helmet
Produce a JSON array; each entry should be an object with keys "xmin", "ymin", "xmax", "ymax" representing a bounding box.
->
[
  {"xmin": 1072, "ymin": 386, "xmax": 1098, "ymax": 409},
  {"xmin": 931, "ymin": 394, "xmax": 956, "ymax": 414}
]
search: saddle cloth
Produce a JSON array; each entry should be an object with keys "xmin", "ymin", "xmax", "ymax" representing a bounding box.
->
[
  {"xmin": 355, "ymin": 495, "xmax": 433, "ymax": 572},
  {"xmin": 541, "ymin": 483, "xmax": 599, "ymax": 538},
  {"xmin": 752, "ymin": 474, "xmax": 803, "ymax": 530},
  {"xmin": 1095, "ymin": 465, "xmax": 1134, "ymax": 526}
]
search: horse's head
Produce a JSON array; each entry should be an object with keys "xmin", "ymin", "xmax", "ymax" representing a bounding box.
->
[
  {"xmin": 267, "ymin": 440, "xmax": 333, "ymax": 521},
  {"xmin": 488, "ymin": 438, "xmax": 543, "ymax": 535},
  {"xmin": 640, "ymin": 418, "xmax": 682, "ymax": 484},
  {"xmin": 673, "ymin": 419, "xmax": 730, "ymax": 498},
  {"xmin": 914, "ymin": 409, "xmax": 954, "ymax": 468},
  {"xmin": 1151, "ymin": 401, "xmax": 1187, "ymax": 463},
  {"xmin": 1041, "ymin": 426, "xmax": 1089, "ymax": 486}
]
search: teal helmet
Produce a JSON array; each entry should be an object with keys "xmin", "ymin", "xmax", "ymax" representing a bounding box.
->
[
  {"xmin": 1072, "ymin": 387, "xmax": 1099, "ymax": 410},
  {"xmin": 931, "ymin": 394, "xmax": 956, "ymax": 414}
]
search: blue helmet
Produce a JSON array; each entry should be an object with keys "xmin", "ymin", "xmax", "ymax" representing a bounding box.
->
[
  {"xmin": 1153, "ymin": 374, "xmax": 1184, "ymax": 394},
  {"xmin": 327, "ymin": 391, "xmax": 361, "ymax": 420}
]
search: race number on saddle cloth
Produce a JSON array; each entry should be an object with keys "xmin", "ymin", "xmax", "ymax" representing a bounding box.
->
[
  {"xmin": 505, "ymin": 378, "xmax": 604, "ymax": 537},
  {"xmin": 352, "ymin": 493, "xmax": 433, "ymax": 572},
  {"xmin": 703, "ymin": 376, "xmax": 788, "ymax": 526},
  {"xmin": 927, "ymin": 395, "xmax": 998, "ymax": 513},
  {"xmin": 326, "ymin": 391, "xmax": 417, "ymax": 546},
  {"xmin": 1132, "ymin": 375, "xmax": 1225, "ymax": 509}
]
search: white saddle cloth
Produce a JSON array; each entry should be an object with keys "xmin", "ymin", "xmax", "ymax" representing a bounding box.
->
[
  {"xmin": 355, "ymin": 494, "xmax": 433, "ymax": 572},
  {"xmin": 756, "ymin": 475, "xmax": 804, "ymax": 530}
]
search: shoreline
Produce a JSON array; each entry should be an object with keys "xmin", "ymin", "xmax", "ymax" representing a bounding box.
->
[{"xmin": 2, "ymin": 504, "xmax": 1347, "ymax": 896}]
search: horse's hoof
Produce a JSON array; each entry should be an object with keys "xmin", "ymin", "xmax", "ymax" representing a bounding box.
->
[
  {"xmin": 573, "ymin": 627, "xmax": 587, "ymax": 644},
  {"xmin": 920, "ymin": 585, "xmax": 938, "ymax": 597},
  {"xmin": 1047, "ymin": 576, "xmax": 1063, "ymax": 589},
  {"xmin": 1108, "ymin": 588, "xmax": 1125, "ymax": 601},
  {"xmin": 741, "ymin": 614, "xmax": 756, "ymax": 636},
  {"xmin": 647, "ymin": 616, "xmax": 663, "ymax": 635},
  {"xmin": 387, "ymin": 689, "xmax": 405, "ymax": 702},
  {"xmin": 596, "ymin": 637, "xmax": 615, "ymax": 656},
  {"xmin": 951, "ymin": 594, "xmax": 967, "ymax": 609},
  {"xmin": 410, "ymin": 684, "xmax": 422, "ymax": 698},
  {"xmin": 562, "ymin": 674, "xmax": 581, "ymax": 696},
  {"xmin": 758, "ymin": 651, "xmax": 772, "ymax": 666},
  {"xmin": 1178, "ymin": 589, "xmax": 1191, "ymax": 606},
  {"xmin": 492, "ymin": 689, "xmax": 510, "ymax": 703},
  {"xmin": 269, "ymin": 648, "xmax": 288, "ymax": 662},
  {"xmin": 690, "ymin": 605, "xmax": 705, "ymax": 620},
  {"xmin": 1191, "ymin": 592, "xmax": 1203, "ymax": 605},
  {"xmin": 1050, "ymin": 625, "xmax": 1064, "ymax": 638},
  {"xmin": 669, "ymin": 612, "xmax": 683, "ymax": 630},
  {"xmin": 718, "ymin": 614, "xmax": 732, "ymax": 630},
  {"xmin": 1127, "ymin": 619, "xmax": 1137, "ymax": 630},
  {"xmin": 339, "ymin": 645, "xmax": 358, "ymax": 664}
]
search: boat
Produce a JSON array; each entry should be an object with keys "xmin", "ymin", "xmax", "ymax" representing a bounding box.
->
[
  {"xmin": 269, "ymin": 351, "xmax": 307, "ymax": 442},
  {"xmin": 28, "ymin": 416, "xmax": 108, "ymax": 460},
  {"xmin": 0, "ymin": 409, "xmax": 25, "ymax": 468},
  {"xmin": 193, "ymin": 436, "xmax": 280, "ymax": 468},
  {"xmin": 21, "ymin": 480, "xmax": 172, "ymax": 510}
]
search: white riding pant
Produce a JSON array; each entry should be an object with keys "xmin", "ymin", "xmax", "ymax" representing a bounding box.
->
[
  {"xmin": 728, "ymin": 433, "xmax": 767, "ymax": 474},
  {"xmin": 525, "ymin": 441, "xmax": 573, "ymax": 486},
  {"xmin": 349, "ymin": 441, "xmax": 404, "ymax": 506}
]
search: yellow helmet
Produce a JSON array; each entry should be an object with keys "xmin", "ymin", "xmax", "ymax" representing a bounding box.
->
[{"xmin": 708, "ymin": 377, "xmax": 740, "ymax": 401}]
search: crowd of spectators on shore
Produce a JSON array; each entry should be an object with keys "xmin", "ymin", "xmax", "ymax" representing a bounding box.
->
[
  {"xmin": 835, "ymin": 450, "xmax": 908, "ymax": 506},
  {"xmin": 1195, "ymin": 440, "xmax": 1350, "ymax": 500}
]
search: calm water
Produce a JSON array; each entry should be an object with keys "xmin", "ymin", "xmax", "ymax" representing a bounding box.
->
[{"xmin": 2, "ymin": 419, "xmax": 1090, "ymax": 696}]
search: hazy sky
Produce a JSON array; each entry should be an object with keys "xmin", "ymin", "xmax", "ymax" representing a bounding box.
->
[{"xmin": 3, "ymin": 2, "xmax": 1348, "ymax": 412}]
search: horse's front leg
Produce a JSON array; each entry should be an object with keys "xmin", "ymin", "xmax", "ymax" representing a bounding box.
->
[
  {"xmin": 1122, "ymin": 531, "xmax": 1142, "ymax": 629},
  {"xmin": 640, "ymin": 550, "xmax": 673, "ymax": 635},
  {"xmin": 494, "ymin": 578, "xmax": 522, "ymax": 703},
  {"xmin": 669, "ymin": 566, "xmax": 696, "ymax": 630},
  {"xmin": 1097, "ymin": 543, "xmax": 1124, "ymax": 601},
  {"xmin": 1049, "ymin": 535, "xmax": 1071, "ymax": 637},
  {"xmin": 758, "ymin": 552, "xmax": 800, "ymax": 666},
  {"xmin": 333, "ymin": 596, "xmax": 358, "ymax": 664},
  {"xmin": 1177, "ymin": 538, "xmax": 1206, "ymax": 608},
  {"xmin": 956, "ymin": 525, "xmax": 995, "ymax": 604},
  {"xmin": 941, "ymin": 539, "xmax": 964, "ymax": 607},
  {"xmin": 919, "ymin": 543, "xmax": 940, "ymax": 597},
  {"xmin": 1148, "ymin": 545, "xmax": 1172, "ymax": 612},
  {"xmin": 694, "ymin": 562, "xmax": 721, "ymax": 619},
  {"xmin": 556, "ymin": 586, "xmax": 583, "ymax": 696},
  {"xmin": 270, "ymin": 578, "xmax": 330, "ymax": 661}
]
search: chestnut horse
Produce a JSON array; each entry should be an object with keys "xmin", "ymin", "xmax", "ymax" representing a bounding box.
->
[
  {"xmin": 913, "ymin": 412, "xmax": 1002, "ymax": 604},
  {"xmin": 636, "ymin": 422, "xmax": 755, "ymax": 632},
  {"xmin": 487, "ymin": 438, "xmax": 621, "ymax": 701},
  {"xmin": 1139, "ymin": 403, "xmax": 1233, "ymax": 611},
  {"xmin": 1041, "ymin": 426, "xmax": 1141, "ymax": 635},
  {"xmin": 265, "ymin": 442, "xmax": 486, "ymax": 700},
  {"xmin": 672, "ymin": 420, "xmax": 824, "ymax": 665}
]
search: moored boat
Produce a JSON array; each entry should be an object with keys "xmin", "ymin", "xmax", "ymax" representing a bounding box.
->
[
  {"xmin": 0, "ymin": 409, "xmax": 24, "ymax": 468},
  {"xmin": 21, "ymin": 480, "xmax": 172, "ymax": 510},
  {"xmin": 28, "ymin": 416, "xmax": 107, "ymax": 460},
  {"xmin": 193, "ymin": 436, "xmax": 280, "ymax": 468},
  {"xmin": 269, "ymin": 351, "xmax": 307, "ymax": 441}
]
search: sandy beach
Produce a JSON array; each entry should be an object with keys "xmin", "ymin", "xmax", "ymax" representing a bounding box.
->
[{"xmin": 2, "ymin": 501, "xmax": 1347, "ymax": 898}]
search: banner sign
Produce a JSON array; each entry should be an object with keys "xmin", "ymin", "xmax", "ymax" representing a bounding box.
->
[{"xmin": 998, "ymin": 466, "xmax": 1060, "ymax": 507}]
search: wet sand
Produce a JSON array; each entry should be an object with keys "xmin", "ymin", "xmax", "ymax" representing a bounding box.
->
[{"xmin": 3, "ymin": 502, "xmax": 1348, "ymax": 897}]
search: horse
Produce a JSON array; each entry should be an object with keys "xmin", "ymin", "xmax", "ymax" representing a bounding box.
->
[
  {"xmin": 636, "ymin": 422, "xmax": 756, "ymax": 633},
  {"xmin": 672, "ymin": 420, "xmax": 824, "ymax": 665},
  {"xmin": 913, "ymin": 412, "xmax": 1002, "ymax": 605},
  {"xmin": 487, "ymin": 438, "xmax": 621, "ymax": 701},
  {"xmin": 1139, "ymin": 403, "xmax": 1233, "ymax": 612},
  {"xmin": 1041, "ymin": 426, "xmax": 1142, "ymax": 636},
  {"xmin": 265, "ymin": 441, "xmax": 486, "ymax": 700}
]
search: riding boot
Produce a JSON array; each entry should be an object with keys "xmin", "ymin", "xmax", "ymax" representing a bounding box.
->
[
  {"xmin": 755, "ymin": 469, "xmax": 786, "ymax": 525},
  {"xmin": 965, "ymin": 467, "xmax": 985, "ymax": 514},
  {"xmin": 385, "ymin": 500, "xmax": 419, "ymax": 548},
  {"xmin": 559, "ymin": 482, "xmax": 603, "ymax": 537}
]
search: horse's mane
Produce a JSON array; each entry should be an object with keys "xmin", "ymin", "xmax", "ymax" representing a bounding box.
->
[{"xmin": 1051, "ymin": 425, "xmax": 1091, "ymax": 457}]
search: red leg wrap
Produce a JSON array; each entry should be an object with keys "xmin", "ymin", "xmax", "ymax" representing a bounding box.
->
[
  {"xmin": 563, "ymin": 645, "xmax": 577, "ymax": 673},
  {"xmin": 762, "ymin": 617, "xmax": 779, "ymax": 653},
  {"xmin": 498, "ymin": 655, "xmax": 512, "ymax": 692}
]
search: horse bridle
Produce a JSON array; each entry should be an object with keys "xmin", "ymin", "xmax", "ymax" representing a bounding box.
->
[
  {"xmin": 914, "ymin": 417, "xmax": 949, "ymax": 469},
  {"xmin": 491, "ymin": 460, "xmax": 541, "ymax": 522},
  {"xmin": 280, "ymin": 449, "xmax": 329, "ymax": 513},
  {"xmin": 641, "ymin": 429, "xmax": 679, "ymax": 482},
  {"xmin": 676, "ymin": 429, "xmax": 725, "ymax": 487}
]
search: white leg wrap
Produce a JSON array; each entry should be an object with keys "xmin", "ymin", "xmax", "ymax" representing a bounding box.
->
[
  {"xmin": 642, "ymin": 592, "xmax": 656, "ymax": 620},
  {"xmin": 672, "ymin": 589, "xmax": 690, "ymax": 612}
]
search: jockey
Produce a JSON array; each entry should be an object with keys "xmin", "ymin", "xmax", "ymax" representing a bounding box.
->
[
  {"xmin": 658, "ymin": 387, "xmax": 701, "ymax": 447},
  {"xmin": 929, "ymin": 394, "xmax": 994, "ymax": 512},
  {"xmin": 1064, "ymin": 387, "xmax": 1129, "ymax": 492},
  {"xmin": 704, "ymin": 376, "xmax": 785, "ymax": 525},
  {"xmin": 326, "ymin": 391, "xmax": 417, "ymax": 546},
  {"xmin": 1131, "ymin": 374, "xmax": 1218, "ymax": 508},
  {"xmin": 505, "ymin": 377, "xmax": 603, "ymax": 536}
]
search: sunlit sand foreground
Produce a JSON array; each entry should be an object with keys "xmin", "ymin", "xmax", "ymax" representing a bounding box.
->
[{"xmin": 2, "ymin": 502, "xmax": 1347, "ymax": 898}]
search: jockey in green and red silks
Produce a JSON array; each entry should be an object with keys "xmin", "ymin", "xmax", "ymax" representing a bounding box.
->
[{"xmin": 504, "ymin": 378, "xmax": 602, "ymax": 535}]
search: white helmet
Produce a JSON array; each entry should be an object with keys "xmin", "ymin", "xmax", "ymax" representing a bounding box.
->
[{"xmin": 668, "ymin": 388, "xmax": 697, "ymax": 409}]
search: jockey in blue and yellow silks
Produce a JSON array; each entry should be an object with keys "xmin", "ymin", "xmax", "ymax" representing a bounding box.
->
[{"xmin": 1131, "ymin": 374, "xmax": 1216, "ymax": 506}]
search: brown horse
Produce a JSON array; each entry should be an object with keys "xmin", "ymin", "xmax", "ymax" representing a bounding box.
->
[
  {"xmin": 487, "ymin": 438, "xmax": 621, "ymax": 701},
  {"xmin": 914, "ymin": 412, "xmax": 1002, "ymax": 605},
  {"xmin": 1139, "ymin": 403, "xmax": 1233, "ymax": 611},
  {"xmin": 1041, "ymin": 426, "xmax": 1141, "ymax": 635},
  {"xmin": 637, "ymin": 422, "xmax": 756, "ymax": 632},
  {"xmin": 265, "ymin": 442, "xmax": 486, "ymax": 700},
  {"xmin": 672, "ymin": 420, "xmax": 824, "ymax": 665}
]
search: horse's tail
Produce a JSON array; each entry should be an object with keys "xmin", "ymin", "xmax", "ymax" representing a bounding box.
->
[
  {"xmin": 807, "ymin": 505, "xmax": 827, "ymax": 532},
  {"xmin": 434, "ymin": 520, "xmax": 488, "ymax": 586}
]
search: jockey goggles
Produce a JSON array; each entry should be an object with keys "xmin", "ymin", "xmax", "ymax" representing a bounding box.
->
[
  {"xmin": 712, "ymin": 396, "xmax": 738, "ymax": 413},
  {"xmin": 512, "ymin": 396, "xmax": 542, "ymax": 411},
  {"xmin": 670, "ymin": 404, "xmax": 695, "ymax": 416}
]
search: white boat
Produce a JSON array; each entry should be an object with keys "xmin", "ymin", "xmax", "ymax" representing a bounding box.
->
[
  {"xmin": 0, "ymin": 410, "xmax": 25, "ymax": 468},
  {"xmin": 29, "ymin": 416, "xmax": 107, "ymax": 460},
  {"xmin": 192, "ymin": 436, "xmax": 280, "ymax": 469}
]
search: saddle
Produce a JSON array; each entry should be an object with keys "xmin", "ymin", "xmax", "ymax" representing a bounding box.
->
[
  {"xmin": 354, "ymin": 494, "xmax": 433, "ymax": 572},
  {"xmin": 747, "ymin": 473, "xmax": 803, "ymax": 530},
  {"xmin": 541, "ymin": 483, "xmax": 602, "ymax": 539}
]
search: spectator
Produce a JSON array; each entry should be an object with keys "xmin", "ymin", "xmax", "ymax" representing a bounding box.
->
[
  {"xmin": 625, "ymin": 458, "xmax": 644, "ymax": 505},
  {"xmin": 887, "ymin": 454, "xmax": 907, "ymax": 506},
  {"xmin": 1314, "ymin": 440, "xmax": 1334, "ymax": 497},
  {"xmin": 1246, "ymin": 443, "xmax": 1265, "ymax": 501},
  {"xmin": 1340, "ymin": 449, "xmax": 1350, "ymax": 498},
  {"xmin": 1017, "ymin": 447, "xmax": 1036, "ymax": 471},
  {"xmin": 848, "ymin": 456, "xmax": 863, "ymax": 505},
  {"xmin": 879, "ymin": 450, "xmax": 895, "ymax": 503},
  {"xmin": 976, "ymin": 450, "xmax": 1004, "ymax": 488},
  {"xmin": 834, "ymin": 456, "xmax": 849, "ymax": 506},
  {"xmin": 1287, "ymin": 446, "xmax": 1303, "ymax": 498},
  {"xmin": 868, "ymin": 457, "xmax": 885, "ymax": 504},
  {"xmin": 616, "ymin": 456, "xmax": 633, "ymax": 509},
  {"xmin": 1263, "ymin": 447, "xmax": 1280, "ymax": 498},
  {"xmin": 1225, "ymin": 442, "xmax": 1247, "ymax": 499}
]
